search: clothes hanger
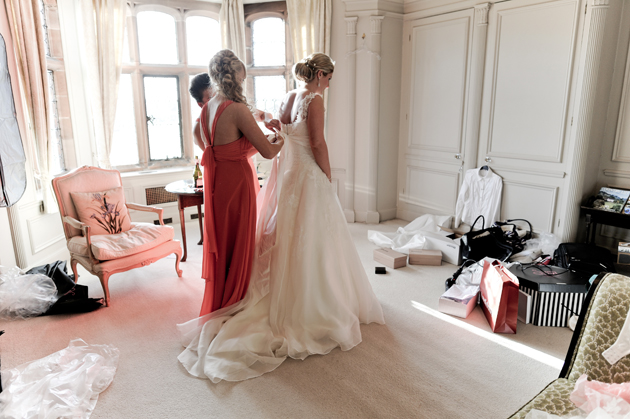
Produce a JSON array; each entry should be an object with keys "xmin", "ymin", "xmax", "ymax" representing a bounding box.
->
[{"xmin": 345, "ymin": 34, "xmax": 381, "ymax": 60}]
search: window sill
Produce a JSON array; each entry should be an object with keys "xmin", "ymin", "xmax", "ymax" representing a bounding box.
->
[{"xmin": 120, "ymin": 165, "xmax": 193, "ymax": 179}]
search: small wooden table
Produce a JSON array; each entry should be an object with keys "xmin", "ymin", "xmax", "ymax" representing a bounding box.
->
[
  {"xmin": 165, "ymin": 180, "xmax": 203, "ymax": 262},
  {"xmin": 581, "ymin": 206, "xmax": 630, "ymax": 244}
]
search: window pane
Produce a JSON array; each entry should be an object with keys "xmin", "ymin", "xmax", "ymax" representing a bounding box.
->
[
  {"xmin": 111, "ymin": 74, "xmax": 139, "ymax": 166},
  {"xmin": 252, "ymin": 18, "xmax": 285, "ymax": 67},
  {"xmin": 46, "ymin": 71, "xmax": 64, "ymax": 174},
  {"xmin": 190, "ymin": 95, "xmax": 204, "ymax": 158},
  {"xmin": 137, "ymin": 11, "xmax": 177, "ymax": 64},
  {"xmin": 122, "ymin": 26, "xmax": 130, "ymax": 63},
  {"xmin": 186, "ymin": 17, "xmax": 220, "ymax": 66},
  {"xmin": 254, "ymin": 75, "xmax": 286, "ymax": 116},
  {"xmin": 144, "ymin": 76, "xmax": 183, "ymax": 161}
]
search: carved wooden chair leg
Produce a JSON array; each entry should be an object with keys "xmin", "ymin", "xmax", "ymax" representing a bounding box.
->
[
  {"xmin": 70, "ymin": 258, "xmax": 80, "ymax": 283},
  {"xmin": 98, "ymin": 273, "xmax": 111, "ymax": 307},
  {"xmin": 175, "ymin": 251, "xmax": 183, "ymax": 277}
]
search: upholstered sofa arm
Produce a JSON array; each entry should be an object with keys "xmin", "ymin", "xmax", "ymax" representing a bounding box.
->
[
  {"xmin": 62, "ymin": 216, "xmax": 98, "ymax": 264},
  {"xmin": 126, "ymin": 203, "xmax": 164, "ymax": 226}
]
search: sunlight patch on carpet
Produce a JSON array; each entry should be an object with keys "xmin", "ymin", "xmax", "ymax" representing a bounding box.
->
[{"xmin": 411, "ymin": 300, "xmax": 564, "ymax": 370}]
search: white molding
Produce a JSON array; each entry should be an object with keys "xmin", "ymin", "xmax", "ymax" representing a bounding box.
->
[
  {"xmin": 378, "ymin": 207, "xmax": 398, "ymax": 221},
  {"xmin": 370, "ymin": 15, "xmax": 385, "ymax": 34},
  {"xmin": 404, "ymin": 153, "xmax": 463, "ymax": 167},
  {"xmin": 612, "ymin": 30, "xmax": 630, "ymax": 163},
  {"xmin": 344, "ymin": 209, "xmax": 356, "ymax": 223},
  {"xmin": 405, "ymin": 165, "xmax": 459, "ymax": 213},
  {"xmin": 502, "ymin": 180, "xmax": 558, "ymax": 233},
  {"xmin": 399, "ymin": 193, "xmax": 453, "ymax": 214},
  {"xmin": 345, "ymin": 17, "xmax": 358, "ymax": 36},
  {"xmin": 603, "ymin": 169, "xmax": 630, "ymax": 179},
  {"xmin": 344, "ymin": 0, "xmax": 404, "ymax": 15},
  {"xmin": 563, "ymin": 0, "xmax": 609, "ymax": 241},
  {"xmin": 474, "ymin": 3, "xmax": 490, "ymax": 25},
  {"xmin": 491, "ymin": 165, "xmax": 567, "ymax": 179},
  {"xmin": 26, "ymin": 217, "xmax": 65, "ymax": 255}
]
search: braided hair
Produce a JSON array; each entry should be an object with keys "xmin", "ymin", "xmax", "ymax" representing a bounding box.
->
[{"xmin": 208, "ymin": 49, "xmax": 250, "ymax": 108}]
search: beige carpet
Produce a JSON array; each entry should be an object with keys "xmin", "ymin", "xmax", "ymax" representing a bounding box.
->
[{"xmin": 0, "ymin": 219, "xmax": 573, "ymax": 418}]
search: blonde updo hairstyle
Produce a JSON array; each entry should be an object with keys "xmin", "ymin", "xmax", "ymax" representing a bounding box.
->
[
  {"xmin": 209, "ymin": 49, "xmax": 250, "ymax": 107},
  {"xmin": 293, "ymin": 53, "xmax": 335, "ymax": 84}
]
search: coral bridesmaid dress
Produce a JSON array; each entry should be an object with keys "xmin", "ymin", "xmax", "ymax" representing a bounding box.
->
[{"xmin": 198, "ymin": 100, "xmax": 259, "ymax": 316}]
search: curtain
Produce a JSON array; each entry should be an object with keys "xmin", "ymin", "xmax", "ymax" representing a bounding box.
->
[
  {"xmin": 286, "ymin": 0, "xmax": 332, "ymax": 61},
  {"xmin": 6, "ymin": 0, "xmax": 56, "ymax": 213},
  {"xmin": 219, "ymin": 0, "xmax": 246, "ymax": 62},
  {"xmin": 80, "ymin": 0, "xmax": 127, "ymax": 169}
]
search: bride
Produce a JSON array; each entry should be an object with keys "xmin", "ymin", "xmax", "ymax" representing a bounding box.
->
[{"xmin": 178, "ymin": 53, "xmax": 385, "ymax": 383}]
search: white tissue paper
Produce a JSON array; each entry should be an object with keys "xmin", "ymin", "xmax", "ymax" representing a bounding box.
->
[
  {"xmin": 367, "ymin": 214, "xmax": 452, "ymax": 255},
  {"xmin": 0, "ymin": 339, "xmax": 120, "ymax": 419}
]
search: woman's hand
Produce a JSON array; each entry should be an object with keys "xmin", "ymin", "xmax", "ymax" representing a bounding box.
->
[{"xmin": 264, "ymin": 118, "xmax": 281, "ymax": 132}]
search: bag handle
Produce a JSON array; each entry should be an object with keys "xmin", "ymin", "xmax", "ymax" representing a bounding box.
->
[
  {"xmin": 505, "ymin": 218, "xmax": 533, "ymax": 240},
  {"xmin": 471, "ymin": 215, "xmax": 485, "ymax": 231}
]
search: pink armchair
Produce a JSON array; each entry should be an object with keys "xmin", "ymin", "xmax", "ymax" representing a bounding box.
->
[{"xmin": 52, "ymin": 166, "xmax": 182, "ymax": 306}]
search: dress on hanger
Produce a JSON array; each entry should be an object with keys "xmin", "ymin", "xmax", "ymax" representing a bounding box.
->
[
  {"xmin": 198, "ymin": 100, "xmax": 259, "ymax": 316},
  {"xmin": 178, "ymin": 92, "xmax": 385, "ymax": 382},
  {"xmin": 454, "ymin": 167, "xmax": 503, "ymax": 229}
]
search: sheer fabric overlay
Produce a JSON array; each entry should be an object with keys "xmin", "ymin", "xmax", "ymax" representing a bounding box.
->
[{"xmin": 177, "ymin": 92, "xmax": 385, "ymax": 382}]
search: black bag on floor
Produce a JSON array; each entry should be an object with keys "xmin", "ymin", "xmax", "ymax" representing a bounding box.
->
[
  {"xmin": 26, "ymin": 261, "xmax": 103, "ymax": 315},
  {"xmin": 553, "ymin": 243, "xmax": 616, "ymax": 276},
  {"xmin": 461, "ymin": 215, "xmax": 514, "ymax": 262}
]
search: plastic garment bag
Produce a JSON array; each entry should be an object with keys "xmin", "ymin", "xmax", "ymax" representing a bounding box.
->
[
  {"xmin": 0, "ymin": 33, "xmax": 27, "ymax": 208},
  {"xmin": 0, "ymin": 339, "xmax": 119, "ymax": 419},
  {"xmin": 0, "ymin": 267, "xmax": 58, "ymax": 319}
]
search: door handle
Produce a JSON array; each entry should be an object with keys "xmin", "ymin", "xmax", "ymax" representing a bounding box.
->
[
  {"xmin": 454, "ymin": 154, "xmax": 462, "ymax": 159},
  {"xmin": 485, "ymin": 156, "xmax": 492, "ymax": 163}
]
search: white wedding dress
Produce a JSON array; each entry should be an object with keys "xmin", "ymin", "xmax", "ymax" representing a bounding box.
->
[{"xmin": 177, "ymin": 92, "xmax": 385, "ymax": 383}]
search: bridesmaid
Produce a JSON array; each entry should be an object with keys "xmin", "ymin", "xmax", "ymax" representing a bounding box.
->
[{"xmin": 198, "ymin": 49, "xmax": 283, "ymax": 316}]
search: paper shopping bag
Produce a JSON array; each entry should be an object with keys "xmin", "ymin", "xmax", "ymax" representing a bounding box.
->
[{"xmin": 480, "ymin": 260, "xmax": 519, "ymax": 333}]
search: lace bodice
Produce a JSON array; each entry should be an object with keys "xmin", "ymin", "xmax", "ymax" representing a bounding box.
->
[{"xmin": 283, "ymin": 92, "xmax": 320, "ymax": 137}]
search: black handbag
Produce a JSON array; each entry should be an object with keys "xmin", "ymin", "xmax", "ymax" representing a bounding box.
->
[
  {"xmin": 461, "ymin": 215, "xmax": 513, "ymax": 262},
  {"xmin": 494, "ymin": 219, "xmax": 533, "ymax": 255}
]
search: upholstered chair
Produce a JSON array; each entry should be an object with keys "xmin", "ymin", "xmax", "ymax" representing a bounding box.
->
[{"xmin": 52, "ymin": 166, "xmax": 182, "ymax": 306}]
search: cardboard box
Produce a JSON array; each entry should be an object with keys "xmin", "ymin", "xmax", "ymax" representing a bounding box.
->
[
  {"xmin": 409, "ymin": 249, "xmax": 442, "ymax": 266},
  {"xmin": 619, "ymin": 242, "xmax": 630, "ymax": 265},
  {"xmin": 438, "ymin": 292, "xmax": 478, "ymax": 319},
  {"xmin": 374, "ymin": 248, "xmax": 407, "ymax": 269},
  {"xmin": 421, "ymin": 231, "xmax": 462, "ymax": 266}
]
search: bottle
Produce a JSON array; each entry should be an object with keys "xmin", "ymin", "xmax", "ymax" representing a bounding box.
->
[{"xmin": 193, "ymin": 156, "xmax": 203, "ymax": 188}]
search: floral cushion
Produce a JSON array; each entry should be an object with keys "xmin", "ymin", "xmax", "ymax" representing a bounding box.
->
[
  {"xmin": 70, "ymin": 187, "xmax": 132, "ymax": 235},
  {"xmin": 509, "ymin": 274, "xmax": 630, "ymax": 418},
  {"xmin": 510, "ymin": 379, "xmax": 576, "ymax": 418},
  {"xmin": 67, "ymin": 222, "xmax": 174, "ymax": 261}
]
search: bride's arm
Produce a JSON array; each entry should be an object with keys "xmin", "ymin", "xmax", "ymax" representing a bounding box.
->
[{"xmin": 306, "ymin": 95, "xmax": 331, "ymax": 182}]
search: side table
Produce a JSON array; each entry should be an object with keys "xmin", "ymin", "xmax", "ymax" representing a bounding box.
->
[
  {"xmin": 165, "ymin": 180, "xmax": 203, "ymax": 262},
  {"xmin": 581, "ymin": 206, "xmax": 630, "ymax": 244}
]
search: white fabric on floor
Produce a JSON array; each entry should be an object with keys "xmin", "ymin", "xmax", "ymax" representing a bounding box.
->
[{"xmin": 367, "ymin": 214, "xmax": 452, "ymax": 254}]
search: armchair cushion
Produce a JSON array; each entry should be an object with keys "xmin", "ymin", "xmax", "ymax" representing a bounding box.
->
[
  {"xmin": 70, "ymin": 187, "xmax": 132, "ymax": 235},
  {"xmin": 67, "ymin": 222, "xmax": 174, "ymax": 261}
]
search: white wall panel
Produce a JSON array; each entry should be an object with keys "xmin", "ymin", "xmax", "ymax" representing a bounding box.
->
[
  {"xmin": 409, "ymin": 17, "xmax": 470, "ymax": 153},
  {"xmin": 486, "ymin": 0, "xmax": 578, "ymax": 162},
  {"xmin": 403, "ymin": 165, "xmax": 460, "ymax": 213},
  {"xmin": 501, "ymin": 180, "xmax": 558, "ymax": 233}
]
